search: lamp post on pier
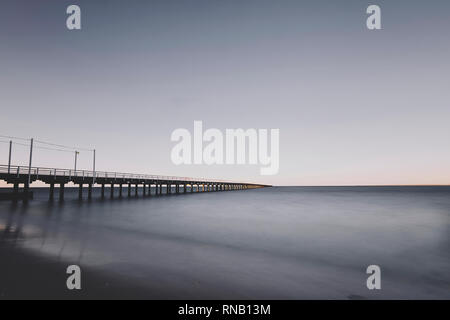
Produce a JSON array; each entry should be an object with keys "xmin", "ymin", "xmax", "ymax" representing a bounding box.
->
[
  {"xmin": 27, "ymin": 138, "xmax": 33, "ymax": 186},
  {"xmin": 74, "ymin": 151, "xmax": 79, "ymax": 172},
  {"xmin": 7, "ymin": 140, "xmax": 12, "ymax": 174},
  {"xmin": 92, "ymin": 149, "xmax": 96, "ymax": 185}
]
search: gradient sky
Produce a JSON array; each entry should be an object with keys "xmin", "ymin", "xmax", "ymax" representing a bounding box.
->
[{"xmin": 1, "ymin": 0, "xmax": 449, "ymax": 186}]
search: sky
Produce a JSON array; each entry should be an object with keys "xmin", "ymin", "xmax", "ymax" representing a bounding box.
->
[{"xmin": 0, "ymin": 0, "xmax": 449, "ymax": 186}]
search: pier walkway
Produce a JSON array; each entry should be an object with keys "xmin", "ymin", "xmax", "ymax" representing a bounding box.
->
[{"xmin": 0, "ymin": 165, "xmax": 269, "ymax": 201}]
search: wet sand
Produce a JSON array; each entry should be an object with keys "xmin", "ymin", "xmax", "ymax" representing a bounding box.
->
[{"xmin": 0, "ymin": 244, "xmax": 171, "ymax": 299}]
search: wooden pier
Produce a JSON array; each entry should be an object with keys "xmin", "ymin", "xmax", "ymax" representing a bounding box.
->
[{"xmin": 0, "ymin": 165, "xmax": 269, "ymax": 202}]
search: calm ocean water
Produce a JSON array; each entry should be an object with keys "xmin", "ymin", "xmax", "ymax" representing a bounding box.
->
[{"xmin": 0, "ymin": 186, "xmax": 449, "ymax": 299}]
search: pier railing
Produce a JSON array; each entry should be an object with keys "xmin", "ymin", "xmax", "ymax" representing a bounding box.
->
[{"xmin": 0, "ymin": 164, "xmax": 236, "ymax": 184}]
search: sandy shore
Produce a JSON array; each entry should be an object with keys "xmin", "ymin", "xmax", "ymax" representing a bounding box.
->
[{"xmin": 0, "ymin": 244, "xmax": 170, "ymax": 299}]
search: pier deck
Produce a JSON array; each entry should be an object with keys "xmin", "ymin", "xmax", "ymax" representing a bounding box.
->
[{"xmin": 0, "ymin": 165, "xmax": 269, "ymax": 201}]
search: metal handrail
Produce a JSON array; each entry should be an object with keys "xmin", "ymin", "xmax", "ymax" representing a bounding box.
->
[{"xmin": 0, "ymin": 164, "xmax": 251, "ymax": 184}]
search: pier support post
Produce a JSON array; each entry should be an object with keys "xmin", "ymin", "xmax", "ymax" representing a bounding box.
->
[
  {"xmin": 155, "ymin": 184, "xmax": 158, "ymax": 195},
  {"xmin": 135, "ymin": 184, "xmax": 138, "ymax": 197},
  {"xmin": 23, "ymin": 182, "xmax": 29, "ymax": 203},
  {"xmin": 166, "ymin": 184, "xmax": 170, "ymax": 195},
  {"xmin": 184, "ymin": 184, "xmax": 187, "ymax": 193},
  {"xmin": 143, "ymin": 184, "xmax": 146, "ymax": 196},
  {"xmin": 59, "ymin": 183, "xmax": 65, "ymax": 201},
  {"xmin": 78, "ymin": 184, "xmax": 83, "ymax": 200},
  {"xmin": 128, "ymin": 183, "xmax": 131, "ymax": 197},
  {"xmin": 49, "ymin": 183, "xmax": 54, "ymax": 200},
  {"xmin": 110, "ymin": 184, "xmax": 114, "ymax": 199},
  {"xmin": 119, "ymin": 184, "xmax": 123, "ymax": 197},
  {"xmin": 13, "ymin": 183, "xmax": 19, "ymax": 200},
  {"xmin": 101, "ymin": 184, "xmax": 105, "ymax": 198},
  {"xmin": 88, "ymin": 184, "xmax": 92, "ymax": 200}
]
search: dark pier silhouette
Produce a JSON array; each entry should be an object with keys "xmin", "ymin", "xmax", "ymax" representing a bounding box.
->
[{"xmin": 0, "ymin": 165, "xmax": 270, "ymax": 202}]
